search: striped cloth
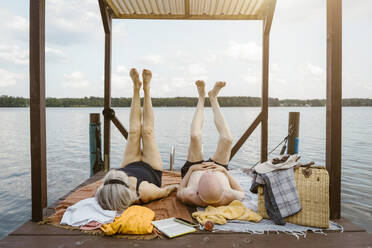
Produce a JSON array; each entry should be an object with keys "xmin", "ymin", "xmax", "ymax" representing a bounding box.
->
[{"xmin": 252, "ymin": 167, "xmax": 301, "ymax": 225}]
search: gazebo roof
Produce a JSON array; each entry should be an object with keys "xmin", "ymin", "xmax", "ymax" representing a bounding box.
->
[{"xmin": 103, "ymin": 0, "xmax": 271, "ymax": 20}]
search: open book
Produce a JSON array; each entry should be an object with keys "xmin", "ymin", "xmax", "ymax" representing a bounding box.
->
[{"xmin": 152, "ymin": 217, "xmax": 197, "ymax": 238}]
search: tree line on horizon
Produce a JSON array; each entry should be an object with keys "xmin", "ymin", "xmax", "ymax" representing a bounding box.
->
[{"xmin": 1, "ymin": 95, "xmax": 372, "ymax": 107}]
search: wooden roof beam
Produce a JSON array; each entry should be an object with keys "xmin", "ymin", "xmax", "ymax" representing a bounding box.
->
[
  {"xmin": 112, "ymin": 13, "xmax": 262, "ymax": 20},
  {"xmin": 185, "ymin": 0, "xmax": 190, "ymax": 16}
]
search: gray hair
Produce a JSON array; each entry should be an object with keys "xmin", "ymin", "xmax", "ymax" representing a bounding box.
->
[{"xmin": 95, "ymin": 170, "xmax": 139, "ymax": 211}]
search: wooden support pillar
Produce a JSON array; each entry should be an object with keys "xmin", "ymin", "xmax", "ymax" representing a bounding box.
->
[
  {"xmin": 260, "ymin": 0, "xmax": 275, "ymax": 163},
  {"xmin": 326, "ymin": 0, "xmax": 342, "ymax": 219},
  {"xmin": 103, "ymin": 27, "xmax": 112, "ymax": 172},
  {"xmin": 99, "ymin": 0, "xmax": 113, "ymax": 172},
  {"xmin": 261, "ymin": 32, "xmax": 269, "ymax": 163},
  {"xmin": 287, "ymin": 112, "xmax": 300, "ymax": 154},
  {"xmin": 90, "ymin": 113, "xmax": 103, "ymax": 176},
  {"xmin": 29, "ymin": 0, "xmax": 47, "ymax": 221}
]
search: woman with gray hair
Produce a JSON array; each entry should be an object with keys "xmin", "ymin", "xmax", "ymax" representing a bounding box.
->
[{"xmin": 96, "ymin": 68, "xmax": 177, "ymax": 211}]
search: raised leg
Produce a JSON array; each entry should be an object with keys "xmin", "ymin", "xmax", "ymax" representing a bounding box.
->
[
  {"xmin": 187, "ymin": 80, "xmax": 205, "ymax": 162},
  {"xmin": 120, "ymin": 68, "xmax": 142, "ymax": 167},
  {"xmin": 141, "ymin": 69, "xmax": 163, "ymax": 171},
  {"xmin": 209, "ymin": 82, "xmax": 233, "ymax": 165}
]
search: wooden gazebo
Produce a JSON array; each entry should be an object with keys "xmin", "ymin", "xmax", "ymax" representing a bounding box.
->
[{"xmin": 29, "ymin": 0, "xmax": 342, "ymax": 223}]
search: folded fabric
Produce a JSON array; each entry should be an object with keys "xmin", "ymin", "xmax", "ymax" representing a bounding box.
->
[
  {"xmin": 192, "ymin": 200, "xmax": 262, "ymax": 225},
  {"xmin": 254, "ymin": 154, "xmax": 300, "ymax": 174},
  {"xmin": 79, "ymin": 221, "xmax": 102, "ymax": 231},
  {"xmin": 251, "ymin": 168, "xmax": 301, "ymax": 225},
  {"xmin": 101, "ymin": 205, "xmax": 155, "ymax": 235},
  {"xmin": 60, "ymin": 197, "xmax": 116, "ymax": 227}
]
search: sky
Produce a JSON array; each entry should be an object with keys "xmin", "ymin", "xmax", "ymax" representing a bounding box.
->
[{"xmin": 0, "ymin": 0, "xmax": 371, "ymax": 99}]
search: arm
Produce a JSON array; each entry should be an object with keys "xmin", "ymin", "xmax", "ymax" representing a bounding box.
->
[
  {"xmin": 139, "ymin": 182, "xmax": 177, "ymax": 203},
  {"xmin": 217, "ymin": 189, "xmax": 245, "ymax": 206},
  {"xmin": 179, "ymin": 163, "xmax": 212, "ymax": 191},
  {"xmin": 177, "ymin": 187, "xmax": 207, "ymax": 207},
  {"xmin": 211, "ymin": 166, "xmax": 244, "ymax": 192},
  {"xmin": 177, "ymin": 163, "xmax": 213, "ymax": 206},
  {"xmin": 225, "ymin": 171, "xmax": 244, "ymax": 192}
]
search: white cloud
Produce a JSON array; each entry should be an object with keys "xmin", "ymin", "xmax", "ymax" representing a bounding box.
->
[
  {"xmin": 306, "ymin": 63, "xmax": 324, "ymax": 76},
  {"xmin": 0, "ymin": 68, "xmax": 24, "ymax": 87},
  {"xmin": 225, "ymin": 41, "xmax": 261, "ymax": 61},
  {"xmin": 62, "ymin": 71, "xmax": 90, "ymax": 88},
  {"xmin": 170, "ymin": 77, "xmax": 188, "ymax": 88},
  {"xmin": 6, "ymin": 15, "xmax": 28, "ymax": 32},
  {"xmin": 139, "ymin": 53, "xmax": 164, "ymax": 65},
  {"xmin": 274, "ymin": 0, "xmax": 324, "ymax": 23},
  {"xmin": 241, "ymin": 74, "xmax": 259, "ymax": 84},
  {"xmin": 111, "ymin": 65, "xmax": 131, "ymax": 93},
  {"xmin": 116, "ymin": 65, "xmax": 129, "ymax": 74},
  {"xmin": 46, "ymin": 46, "xmax": 67, "ymax": 62},
  {"xmin": 188, "ymin": 63, "xmax": 207, "ymax": 75},
  {"xmin": 270, "ymin": 63, "xmax": 280, "ymax": 74},
  {"xmin": 0, "ymin": 45, "xmax": 66, "ymax": 65},
  {"xmin": 46, "ymin": 0, "xmax": 101, "ymax": 44},
  {"xmin": 0, "ymin": 9, "xmax": 28, "ymax": 43},
  {"xmin": 0, "ymin": 45, "xmax": 28, "ymax": 65},
  {"xmin": 112, "ymin": 22, "xmax": 128, "ymax": 40}
]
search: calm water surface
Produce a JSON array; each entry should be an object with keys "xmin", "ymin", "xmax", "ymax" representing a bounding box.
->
[{"xmin": 0, "ymin": 107, "xmax": 371, "ymax": 238}]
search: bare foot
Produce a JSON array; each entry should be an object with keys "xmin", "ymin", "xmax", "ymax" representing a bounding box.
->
[
  {"xmin": 142, "ymin": 69, "xmax": 152, "ymax": 91},
  {"xmin": 130, "ymin": 68, "xmax": 142, "ymax": 89},
  {"xmin": 208, "ymin": 81, "xmax": 226, "ymax": 98},
  {"xmin": 195, "ymin": 80, "xmax": 205, "ymax": 98}
]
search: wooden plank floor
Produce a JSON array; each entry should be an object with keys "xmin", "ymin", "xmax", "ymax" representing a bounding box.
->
[{"xmin": 1, "ymin": 171, "xmax": 371, "ymax": 248}]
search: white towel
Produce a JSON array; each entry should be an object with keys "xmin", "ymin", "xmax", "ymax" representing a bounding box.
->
[{"xmin": 60, "ymin": 197, "xmax": 116, "ymax": 227}]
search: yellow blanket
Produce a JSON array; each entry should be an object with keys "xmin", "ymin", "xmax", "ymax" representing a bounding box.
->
[
  {"xmin": 192, "ymin": 200, "xmax": 262, "ymax": 225},
  {"xmin": 101, "ymin": 205, "xmax": 155, "ymax": 235}
]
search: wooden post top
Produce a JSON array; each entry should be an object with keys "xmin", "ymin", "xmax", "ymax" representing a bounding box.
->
[{"xmin": 90, "ymin": 113, "xmax": 101, "ymax": 124}]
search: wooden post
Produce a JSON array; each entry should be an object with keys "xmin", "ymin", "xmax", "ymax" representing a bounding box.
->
[
  {"xmin": 169, "ymin": 146, "xmax": 175, "ymax": 171},
  {"xmin": 29, "ymin": 0, "xmax": 47, "ymax": 222},
  {"xmin": 326, "ymin": 0, "xmax": 342, "ymax": 219},
  {"xmin": 261, "ymin": 32, "xmax": 269, "ymax": 163},
  {"xmin": 99, "ymin": 0, "xmax": 113, "ymax": 172},
  {"xmin": 90, "ymin": 113, "xmax": 103, "ymax": 176},
  {"xmin": 260, "ymin": 0, "xmax": 275, "ymax": 163},
  {"xmin": 103, "ymin": 29, "xmax": 112, "ymax": 172},
  {"xmin": 287, "ymin": 112, "xmax": 300, "ymax": 154}
]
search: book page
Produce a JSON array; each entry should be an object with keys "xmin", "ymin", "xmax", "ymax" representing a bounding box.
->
[{"xmin": 152, "ymin": 218, "xmax": 196, "ymax": 238}]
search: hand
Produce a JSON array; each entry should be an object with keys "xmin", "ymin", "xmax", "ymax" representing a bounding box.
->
[
  {"xmin": 164, "ymin": 184, "xmax": 178, "ymax": 195},
  {"xmin": 211, "ymin": 165, "xmax": 228, "ymax": 174},
  {"xmin": 190, "ymin": 163, "xmax": 213, "ymax": 172}
]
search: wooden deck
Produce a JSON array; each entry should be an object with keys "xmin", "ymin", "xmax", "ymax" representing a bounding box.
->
[{"xmin": 1, "ymin": 172, "xmax": 371, "ymax": 248}]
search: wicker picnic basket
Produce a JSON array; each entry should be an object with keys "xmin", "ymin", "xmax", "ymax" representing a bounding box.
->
[{"xmin": 257, "ymin": 164, "xmax": 330, "ymax": 228}]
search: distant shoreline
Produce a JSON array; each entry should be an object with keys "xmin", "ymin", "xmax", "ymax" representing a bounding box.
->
[{"xmin": 1, "ymin": 95, "xmax": 372, "ymax": 107}]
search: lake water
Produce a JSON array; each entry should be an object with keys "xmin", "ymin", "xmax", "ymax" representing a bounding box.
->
[{"xmin": 0, "ymin": 107, "xmax": 371, "ymax": 239}]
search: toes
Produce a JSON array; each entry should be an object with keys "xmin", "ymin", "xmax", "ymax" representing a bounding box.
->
[
  {"xmin": 142, "ymin": 69, "xmax": 152, "ymax": 77},
  {"xmin": 215, "ymin": 81, "xmax": 226, "ymax": 88},
  {"xmin": 196, "ymin": 80, "xmax": 205, "ymax": 87},
  {"xmin": 130, "ymin": 68, "xmax": 139, "ymax": 78}
]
